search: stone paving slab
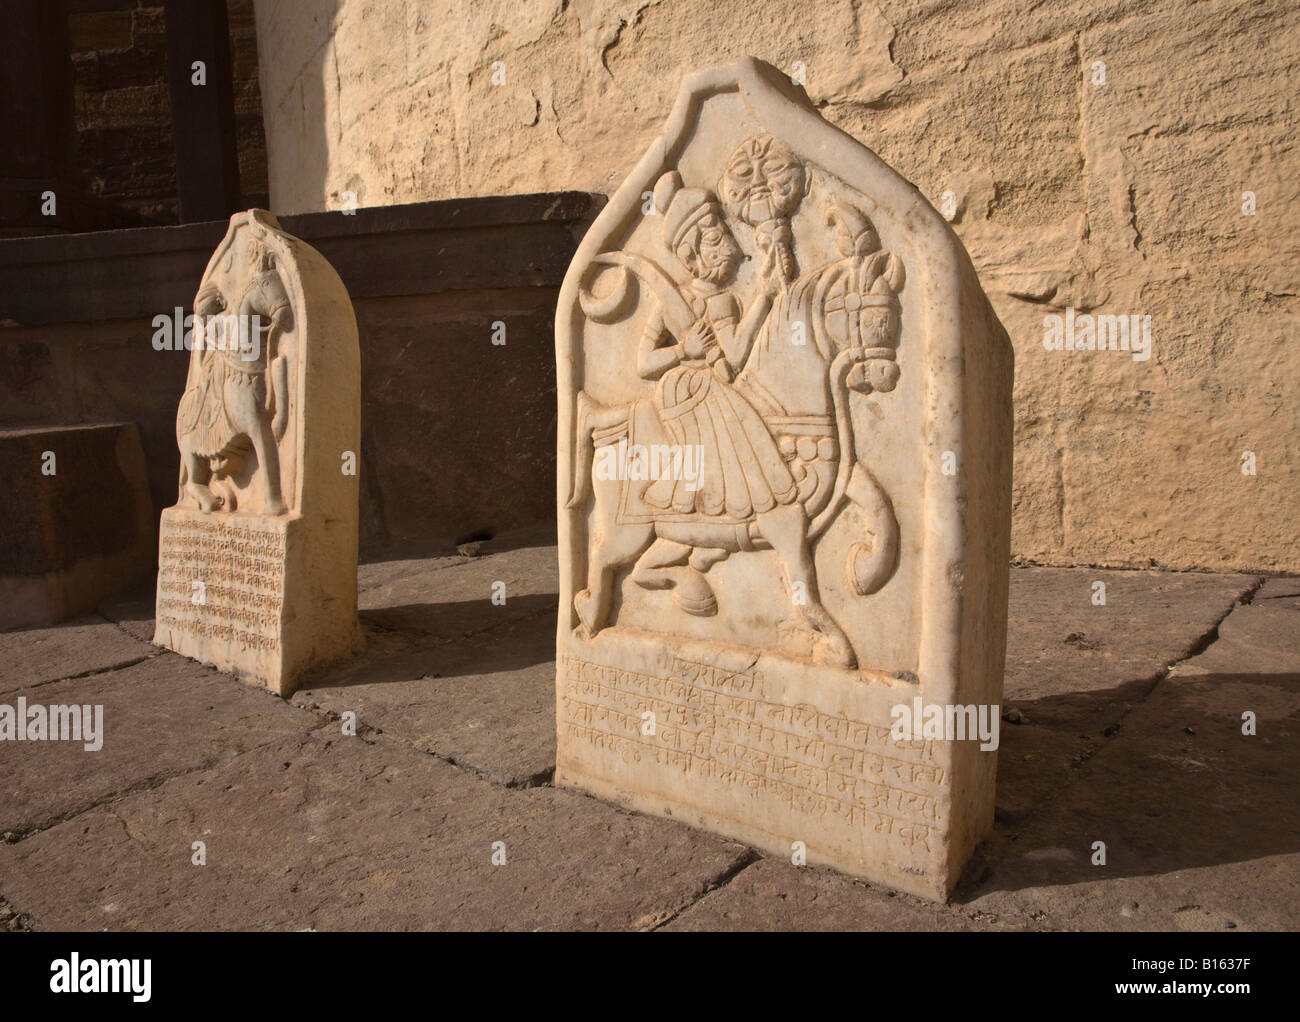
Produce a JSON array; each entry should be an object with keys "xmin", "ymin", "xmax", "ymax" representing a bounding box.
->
[
  {"xmin": 964, "ymin": 857, "xmax": 1298, "ymax": 932},
  {"xmin": 95, "ymin": 585, "xmax": 158, "ymax": 645},
  {"xmin": 663, "ymin": 858, "xmax": 987, "ymax": 931},
  {"xmin": 1003, "ymin": 566, "xmax": 1261, "ymax": 708},
  {"xmin": 965, "ymin": 577, "xmax": 1300, "ymax": 931},
  {"xmin": 1197, "ymin": 586, "xmax": 1300, "ymax": 668},
  {"xmin": 1256, "ymin": 576, "xmax": 1300, "ymax": 601},
  {"xmin": 292, "ymin": 528, "xmax": 560, "ymax": 786},
  {"xmin": 0, "ymin": 728, "xmax": 751, "ymax": 931},
  {"xmin": 0, "ymin": 653, "xmax": 313, "ymax": 835},
  {"xmin": 995, "ymin": 567, "xmax": 1262, "ymax": 819},
  {"xmin": 293, "ymin": 613, "xmax": 557, "ymax": 786},
  {"xmin": 357, "ymin": 524, "xmax": 558, "ymax": 643},
  {"xmin": 0, "ymin": 548, "xmax": 1294, "ymax": 931},
  {"xmin": 0, "ymin": 614, "xmax": 156, "ymax": 696}
]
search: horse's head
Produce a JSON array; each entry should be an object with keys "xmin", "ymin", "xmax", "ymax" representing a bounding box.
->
[
  {"xmin": 844, "ymin": 289, "xmax": 901, "ymax": 395},
  {"xmin": 824, "ymin": 203, "xmax": 904, "ymax": 396}
]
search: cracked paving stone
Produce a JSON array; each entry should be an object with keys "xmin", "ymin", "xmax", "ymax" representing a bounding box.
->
[
  {"xmin": 995, "ymin": 567, "xmax": 1261, "ymax": 819},
  {"xmin": 4, "ymin": 550, "xmax": 1292, "ymax": 931},
  {"xmin": 0, "ymin": 653, "xmax": 314, "ymax": 835},
  {"xmin": 294, "ymin": 612, "xmax": 557, "ymax": 786},
  {"xmin": 964, "ymin": 583, "xmax": 1300, "ymax": 931},
  {"xmin": 662, "ymin": 858, "xmax": 991, "ymax": 931},
  {"xmin": 0, "ymin": 727, "xmax": 751, "ymax": 931},
  {"xmin": 0, "ymin": 614, "xmax": 157, "ymax": 696}
]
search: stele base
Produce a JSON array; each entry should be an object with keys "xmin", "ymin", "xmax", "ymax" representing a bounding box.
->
[{"xmin": 154, "ymin": 507, "xmax": 357, "ymax": 697}]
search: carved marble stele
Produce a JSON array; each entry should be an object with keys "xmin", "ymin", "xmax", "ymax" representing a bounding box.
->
[
  {"xmin": 153, "ymin": 210, "xmax": 361, "ymax": 697},
  {"xmin": 555, "ymin": 59, "xmax": 1013, "ymax": 900}
]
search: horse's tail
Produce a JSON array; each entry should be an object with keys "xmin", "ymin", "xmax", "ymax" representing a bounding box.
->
[
  {"xmin": 567, "ymin": 393, "xmax": 633, "ymax": 509},
  {"xmin": 845, "ymin": 463, "xmax": 899, "ymax": 596},
  {"xmin": 565, "ymin": 392, "xmax": 595, "ymax": 509}
]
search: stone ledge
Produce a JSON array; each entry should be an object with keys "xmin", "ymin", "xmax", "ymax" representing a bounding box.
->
[
  {"xmin": 0, "ymin": 422, "xmax": 154, "ymax": 628},
  {"xmin": 0, "ymin": 191, "xmax": 605, "ymax": 324}
]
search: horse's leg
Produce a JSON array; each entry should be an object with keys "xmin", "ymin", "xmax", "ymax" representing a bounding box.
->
[
  {"xmin": 229, "ymin": 377, "xmax": 287, "ymax": 515},
  {"xmin": 182, "ymin": 445, "xmax": 222, "ymax": 512},
  {"xmin": 573, "ymin": 479, "xmax": 652, "ymax": 636},
  {"xmin": 567, "ymin": 393, "xmax": 630, "ymax": 508},
  {"xmin": 757, "ymin": 503, "xmax": 856, "ymax": 668},
  {"xmin": 688, "ymin": 546, "xmax": 730, "ymax": 572},
  {"xmin": 632, "ymin": 538, "xmax": 717, "ymax": 616},
  {"xmin": 251, "ymin": 419, "xmax": 287, "ymax": 515}
]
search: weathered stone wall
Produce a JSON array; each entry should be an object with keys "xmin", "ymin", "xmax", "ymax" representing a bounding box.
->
[
  {"xmin": 63, "ymin": 0, "xmax": 269, "ymax": 226},
  {"xmin": 253, "ymin": 0, "xmax": 1300, "ymax": 572},
  {"xmin": 68, "ymin": 1, "xmax": 177, "ymax": 225}
]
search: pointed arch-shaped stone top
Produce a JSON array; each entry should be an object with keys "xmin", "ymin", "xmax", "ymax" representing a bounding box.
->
[
  {"xmin": 181, "ymin": 208, "xmax": 359, "ymax": 516},
  {"xmin": 555, "ymin": 59, "xmax": 1013, "ymax": 900}
]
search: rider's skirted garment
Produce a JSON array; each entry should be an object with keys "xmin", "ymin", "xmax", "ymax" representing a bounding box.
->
[{"xmin": 645, "ymin": 359, "xmax": 798, "ymax": 519}]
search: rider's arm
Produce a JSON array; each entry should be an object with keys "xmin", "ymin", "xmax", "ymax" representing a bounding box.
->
[
  {"xmin": 727, "ymin": 290, "xmax": 772, "ymax": 371},
  {"xmin": 710, "ymin": 293, "xmax": 738, "ymax": 354},
  {"xmin": 636, "ymin": 307, "xmax": 681, "ymax": 380}
]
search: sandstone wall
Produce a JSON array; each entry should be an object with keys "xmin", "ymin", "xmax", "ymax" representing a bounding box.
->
[{"xmin": 253, "ymin": 0, "xmax": 1300, "ymax": 572}]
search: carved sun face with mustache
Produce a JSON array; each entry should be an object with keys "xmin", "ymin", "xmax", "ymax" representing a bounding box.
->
[{"xmin": 718, "ymin": 135, "xmax": 807, "ymax": 225}]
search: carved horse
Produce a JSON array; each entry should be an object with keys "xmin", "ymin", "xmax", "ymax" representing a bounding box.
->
[
  {"xmin": 176, "ymin": 239, "xmax": 293, "ymax": 515},
  {"xmin": 567, "ymin": 204, "xmax": 903, "ymax": 668}
]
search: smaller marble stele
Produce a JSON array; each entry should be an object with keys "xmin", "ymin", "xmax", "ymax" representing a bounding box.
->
[
  {"xmin": 153, "ymin": 210, "xmax": 361, "ymax": 697},
  {"xmin": 555, "ymin": 60, "xmax": 1014, "ymax": 900}
]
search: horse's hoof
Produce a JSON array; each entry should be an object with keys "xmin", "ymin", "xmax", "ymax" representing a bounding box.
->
[
  {"xmin": 817, "ymin": 634, "xmax": 857, "ymax": 670},
  {"xmin": 777, "ymin": 625, "xmax": 817, "ymax": 659},
  {"xmin": 574, "ymin": 589, "xmax": 601, "ymax": 634},
  {"xmin": 674, "ymin": 589, "xmax": 717, "ymax": 617},
  {"xmin": 265, "ymin": 498, "xmax": 288, "ymax": 516}
]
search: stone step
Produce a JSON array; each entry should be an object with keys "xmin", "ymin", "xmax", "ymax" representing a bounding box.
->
[{"xmin": 0, "ymin": 422, "xmax": 153, "ymax": 630}]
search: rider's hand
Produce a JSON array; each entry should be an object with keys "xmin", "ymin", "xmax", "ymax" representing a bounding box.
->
[
  {"xmin": 683, "ymin": 318, "xmax": 714, "ymax": 360},
  {"xmin": 754, "ymin": 219, "xmax": 792, "ymax": 291}
]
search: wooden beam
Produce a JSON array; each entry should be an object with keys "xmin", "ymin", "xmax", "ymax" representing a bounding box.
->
[
  {"xmin": 163, "ymin": 0, "xmax": 241, "ymax": 223},
  {"xmin": 0, "ymin": 0, "xmax": 71, "ymax": 232}
]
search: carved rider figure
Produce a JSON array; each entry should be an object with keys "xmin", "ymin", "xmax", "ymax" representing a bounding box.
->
[
  {"xmin": 176, "ymin": 236, "xmax": 293, "ymax": 514},
  {"xmin": 638, "ymin": 171, "xmax": 796, "ymax": 520}
]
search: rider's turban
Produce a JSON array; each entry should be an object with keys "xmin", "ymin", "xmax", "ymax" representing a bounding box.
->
[{"xmin": 655, "ymin": 171, "xmax": 718, "ymax": 252}]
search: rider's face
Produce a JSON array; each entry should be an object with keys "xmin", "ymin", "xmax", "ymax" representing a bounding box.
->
[{"xmin": 692, "ymin": 211, "xmax": 741, "ymax": 283}]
